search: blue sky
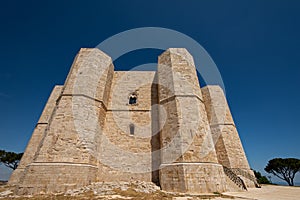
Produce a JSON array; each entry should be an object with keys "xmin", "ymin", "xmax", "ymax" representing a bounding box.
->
[{"xmin": 0, "ymin": 0, "xmax": 299, "ymax": 184}]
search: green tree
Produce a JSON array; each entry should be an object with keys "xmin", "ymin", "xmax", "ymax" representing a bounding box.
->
[
  {"xmin": 265, "ymin": 158, "xmax": 300, "ymax": 186},
  {"xmin": 0, "ymin": 150, "xmax": 5, "ymax": 158},
  {"xmin": 0, "ymin": 150, "xmax": 23, "ymax": 170},
  {"xmin": 253, "ymin": 170, "xmax": 271, "ymax": 184}
]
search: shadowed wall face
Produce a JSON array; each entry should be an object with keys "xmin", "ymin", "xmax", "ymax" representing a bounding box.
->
[{"xmin": 98, "ymin": 71, "xmax": 161, "ymax": 183}]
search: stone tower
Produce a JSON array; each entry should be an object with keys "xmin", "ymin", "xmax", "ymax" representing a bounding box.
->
[{"xmin": 9, "ymin": 48, "xmax": 257, "ymax": 194}]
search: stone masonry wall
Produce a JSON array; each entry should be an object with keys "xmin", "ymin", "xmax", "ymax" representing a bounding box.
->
[
  {"xmin": 201, "ymin": 85, "xmax": 256, "ymax": 188},
  {"xmin": 14, "ymin": 48, "xmax": 114, "ymax": 194},
  {"xmin": 9, "ymin": 86, "xmax": 63, "ymax": 185},
  {"xmin": 157, "ymin": 48, "xmax": 227, "ymax": 193},
  {"xmin": 98, "ymin": 71, "xmax": 160, "ymax": 184},
  {"xmin": 201, "ymin": 85, "xmax": 250, "ymax": 169},
  {"xmin": 10, "ymin": 47, "xmax": 255, "ymax": 194}
]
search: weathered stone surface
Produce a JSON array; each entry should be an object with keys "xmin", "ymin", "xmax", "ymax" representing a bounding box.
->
[
  {"xmin": 9, "ymin": 48, "xmax": 256, "ymax": 194},
  {"xmin": 202, "ymin": 85, "xmax": 257, "ymax": 188},
  {"xmin": 157, "ymin": 48, "xmax": 226, "ymax": 193},
  {"xmin": 9, "ymin": 85, "xmax": 63, "ymax": 185},
  {"xmin": 160, "ymin": 163, "xmax": 227, "ymax": 193},
  {"xmin": 16, "ymin": 163, "xmax": 98, "ymax": 194}
]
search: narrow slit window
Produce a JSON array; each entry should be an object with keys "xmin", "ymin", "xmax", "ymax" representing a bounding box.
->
[{"xmin": 129, "ymin": 124, "xmax": 135, "ymax": 135}]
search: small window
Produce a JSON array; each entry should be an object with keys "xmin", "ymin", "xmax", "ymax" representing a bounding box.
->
[
  {"xmin": 129, "ymin": 96, "xmax": 137, "ymax": 104},
  {"xmin": 129, "ymin": 124, "xmax": 135, "ymax": 135},
  {"xmin": 129, "ymin": 93, "xmax": 137, "ymax": 105}
]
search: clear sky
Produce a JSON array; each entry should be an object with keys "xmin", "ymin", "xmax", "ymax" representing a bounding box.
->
[{"xmin": 0, "ymin": 0, "xmax": 299, "ymax": 184}]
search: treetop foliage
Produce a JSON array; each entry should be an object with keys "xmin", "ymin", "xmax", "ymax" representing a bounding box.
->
[
  {"xmin": 253, "ymin": 170, "xmax": 271, "ymax": 184},
  {"xmin": 265, "ymin": 158, "xmax": 300, "ymax": 186},
  {"xmin": 0, "ymin": 149, "xmax": 23, "ymax": 170}
]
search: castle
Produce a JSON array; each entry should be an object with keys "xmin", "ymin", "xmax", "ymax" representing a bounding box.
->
[{"xmin": 9, "ymin": 48, "xmax": 258, "ymax": 194}]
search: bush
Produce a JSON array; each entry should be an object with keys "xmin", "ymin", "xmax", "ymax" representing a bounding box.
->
[{"xmin": 253, "ymin": 170, "xmax": 271, "ymax": 184}]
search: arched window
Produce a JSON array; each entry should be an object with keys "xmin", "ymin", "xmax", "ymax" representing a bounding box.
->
[
  {"xmin": 129, "ymin": 96, "xmax": 137, "ymax": 104},
  {"xmin": 129, "ymin": 124, "xmax": 135, "ymax": 135},
  {"xmin": 129, "ymin": 93, "xmax": 137, "ymax": 105}
]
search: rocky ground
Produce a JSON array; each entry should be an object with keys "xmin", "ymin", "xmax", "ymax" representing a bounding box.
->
[
  {"xmin": 0, "ymin": 182, "xmax": 7, "ymax": 186},
  {"xmin": 0, "ymin": 181, "xmax": 232, "ymax": 200},
  {"xmin": 0, "ymin": 182, "xmax": 299, "ymax": 200}
]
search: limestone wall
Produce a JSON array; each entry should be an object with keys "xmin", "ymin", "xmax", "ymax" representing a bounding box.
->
[
  {"xmin": 17, "ymin": 163, "xmax": 98, "ymax": 195},
  {"xmin": 14, "ymin": 48, "xmax": 114, "ymax": 193},
  {"xmin": 63, "ymin": 48, "xmax": 114, "ymax": 106},
  {"xmin": 201, "ymin": 85, "xmax": 256, "ymax": 188},
  {"xmin": 157, "ymin": 48, "xmax": 227, "ymax": 193},
  {"xmin": 10, "ymin": 47, "xmax": 255, "ymax": 194},
  {"xmin": 107, "ymin": 71, "xmax": 156, "ymax": 110},
  {"xmin": 9, "ymin": 85, "xmax": 63, "ymax": 185},
  {"xmin": 98, "ymin": 71, "xmax": 160, "ymax": 184},
  {"xmin": 201, "ymin": 85, "xmax": 250, "ymax": 169},
  {"xmin": 158, "ymin": 48, "xmax": 218, "ymax": 164},
  {"xmin": 160, "ymin": 163, "xmax": 227, "ymax": 193}
]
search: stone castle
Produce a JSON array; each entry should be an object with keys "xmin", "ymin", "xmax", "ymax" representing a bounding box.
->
[{"xmin": 9, "ymin": 48, "xmax": 258, "ymax": 194}]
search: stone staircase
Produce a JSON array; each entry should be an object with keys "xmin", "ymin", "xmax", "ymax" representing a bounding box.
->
[
  {"xmin": 223, "ymin": 166, "xmax": 247, "ymax": 191},
  {"xmin": 230, "ymin": 168, "xmax": 260, "ymax": 188}
]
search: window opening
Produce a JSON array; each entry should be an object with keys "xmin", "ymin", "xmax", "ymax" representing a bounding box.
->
[
  {"xmin": 129, "ymin": 124, "xmax": 135, "ymax": 135},
  {"xmin": 129, "ymin": 92, "xmax": 138, "ymax": 105}
]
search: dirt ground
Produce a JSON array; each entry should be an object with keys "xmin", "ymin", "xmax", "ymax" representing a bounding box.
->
[{"xmin": 223, "ymin": 184, "xmax": 300, "ymax": 200}]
